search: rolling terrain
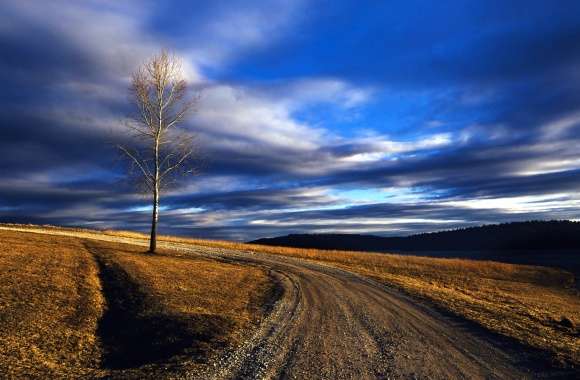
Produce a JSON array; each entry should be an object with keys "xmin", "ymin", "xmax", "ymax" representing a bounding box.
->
[
  {"xmin": 250, "ymin": 221, "xmax": 580, "ymax": 285},
  {"xmin": 0, "ymin": 225, "xmax": 578, "ymax": 379},
  {"xmin": 250, "ymin": 221, "xmax": 580, "ymax": 252},
  {"xmin": 0, "ymin": 228, "xmax": 274, "ymax": 378}
]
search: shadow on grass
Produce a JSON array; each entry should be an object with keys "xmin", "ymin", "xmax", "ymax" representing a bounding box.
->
[{"xmin": 84, "ymin": 243, "xmax": 232, "ymax": 370}]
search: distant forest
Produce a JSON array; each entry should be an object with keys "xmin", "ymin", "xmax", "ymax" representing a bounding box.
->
[{"xmin": 250, "ymin": 221, "xmax": 580, "ymax": 252}]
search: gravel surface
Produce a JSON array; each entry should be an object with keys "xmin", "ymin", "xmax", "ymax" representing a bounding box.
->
[{"xmin": 181, "ymin": 246, "xmax": 530, "ymax": 380}]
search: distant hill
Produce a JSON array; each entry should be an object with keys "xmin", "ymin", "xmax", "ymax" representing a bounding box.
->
[{"xmin": 249, "ymin": 221, "xmax": 580, "ymax": 252}]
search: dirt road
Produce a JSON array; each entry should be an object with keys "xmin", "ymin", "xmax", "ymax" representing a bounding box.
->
[
  {"xmin": 182, "ymin": 245, "xmax": 532, "ymax": 380},
  {"xmin": 0, "ymin": 227, "xmax": 561, "ymax": 379}
]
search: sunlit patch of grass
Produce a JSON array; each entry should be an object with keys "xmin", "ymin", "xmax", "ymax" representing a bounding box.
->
[
  {"xmin": 0, "ymin": 231, "xmax": 104, "ymax": 377},
  {"xmin": 106, "ymin": 228, "xmax": 580, "ymax": 366},
  {"xmin": 3, "ymin": 223, "xmax": 579, "ymax": 366},
  {"xmin": 92, "ymin": 240, "xmax": 272, "ymax": 350},
  {"xmin": 0, "ymin": 228, "xmax": 273, "ymax": 377}
]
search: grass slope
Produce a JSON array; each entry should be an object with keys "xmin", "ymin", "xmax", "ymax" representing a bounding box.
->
[
  {"xmin": 101, "ymin": 228, "xmax": 580, "ymax": 367},
  {"xmin": 0, "ymin": 231, "xmax": 103, "ymax": 378},
  {"xmin": 250, "ymin": 220, "xmax": 580, "ymax": 251},
  {"xmin": 2, "ymin": 224, "xmax": 579, "ymax": 368},
  {"xmin": 0, "ymin": 229, "xmax": 273, "ymax": 378}
]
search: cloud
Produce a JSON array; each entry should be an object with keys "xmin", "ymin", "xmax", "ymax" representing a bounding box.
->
[
  {"xmin": 2, "ymin": 1, "xmax": 580, "ymax": 240},
  {"xmin": 194, "ymin": 84, "xmax": 325, "ymax": 151},
  {"xmin": 279, "ymin": 79, "xmax": 373, "ymax": 109}
]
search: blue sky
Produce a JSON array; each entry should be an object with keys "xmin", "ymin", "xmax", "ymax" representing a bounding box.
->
[{"xmin": 2, "ymin": 1, "xmax": 580, "ymax": 240}]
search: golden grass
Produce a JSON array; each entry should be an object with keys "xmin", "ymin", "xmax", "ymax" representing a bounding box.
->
[
  {"xmin": 0, "ymin": 230, "xmax": 104, "ymax": 378},
  {"xmin": 92, "ymin": 240, "xmax": 272, "ymax": 349},
  {"xmin": 2, "ymin": 224, "xmax": 578, "ymax": 365},
  {"xmin": 0, "ymin": 229, "xmax": 273, "ymax": 377},
  {"xmin": 101, "ymin": 228, "xmax": 580, "ymax": 366}
]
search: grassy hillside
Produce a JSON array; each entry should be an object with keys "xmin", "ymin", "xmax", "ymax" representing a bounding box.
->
[
  {"xmin": 2, "ymin": 224, "xmax": 579, "ymax": 368},
  {"xmin": 0, "ymin": 229, "xmax": 274, "ymax": 378},
  {"xmin": 91, "ymin": 226, "xmax": 580, "ymax": 367},
  {"xmin": 250, "ymin": 220, "xmax": 580, "ymax": 251}
]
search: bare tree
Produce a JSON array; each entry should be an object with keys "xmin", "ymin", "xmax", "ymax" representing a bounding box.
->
[{"xmin": 119, "ymin": 51, "xmax": 198, "ymax": 253}]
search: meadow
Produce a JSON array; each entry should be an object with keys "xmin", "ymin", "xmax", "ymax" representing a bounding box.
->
[
  {"xmin": 103, "ymin": 227, "xmax": 580, "ymax": 367},
  {"xmin": 1, "ymin": 223, "xmax": 579, "ymax": 368},
  {"xmin": 0, "ymin": 228, "xmax": 273, "ymax": 378}
]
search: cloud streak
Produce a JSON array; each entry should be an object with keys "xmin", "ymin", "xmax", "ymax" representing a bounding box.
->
[{"xmin": 1, "ymin": 1, "xmax": 580, "ymax": 240}]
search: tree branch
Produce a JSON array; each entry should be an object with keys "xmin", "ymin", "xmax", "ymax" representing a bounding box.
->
[
  {"xmin": 117, "ymin": 144, "xmax": 154, "ymax": 190},
  {"xmin": 160, "ymin": 148, "xmax": 194, "ymax": 179}
]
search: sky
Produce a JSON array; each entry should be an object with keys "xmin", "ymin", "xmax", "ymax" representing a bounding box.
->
[{"xmin": 2, "ymin": 1, "xmax": 580, "ymax": 241}]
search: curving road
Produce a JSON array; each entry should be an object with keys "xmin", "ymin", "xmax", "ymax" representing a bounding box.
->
[
  {"xmin": 0, "ymin": 227, "xmax": 556, "ymax": 379},
  {"xmin": 183, "ymin": 245, "xmax": 531, "ymax": 380}
]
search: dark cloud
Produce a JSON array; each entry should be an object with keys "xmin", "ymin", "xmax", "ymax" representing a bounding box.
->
[
  {"xmin": 1, "ymin": 1, "xmax": 580, "ymax": 240},
  {"xmin": 166, "ymin": 187, "xmax": 336, "ymax": 211}
]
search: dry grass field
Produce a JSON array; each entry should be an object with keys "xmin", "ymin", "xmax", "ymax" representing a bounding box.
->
[
  {"xmin": 0, "ymin": 230, "xmax": 104, "ymax": 378},
  {"xmin": 100, "ymin": 228, "xmax": 580, "ymax": 367},
  {"xmin": 0, "ymin": 229, "xmax": 273, "ymax": 378},
  {"xmin": 1, "ymin": 224, "xmax": 579, "ymax": 369}
]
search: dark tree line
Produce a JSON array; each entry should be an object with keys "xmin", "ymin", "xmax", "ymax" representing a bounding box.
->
[{"xmin": 251, "ymin": 221, "xmax": 580, "ymax": 252}]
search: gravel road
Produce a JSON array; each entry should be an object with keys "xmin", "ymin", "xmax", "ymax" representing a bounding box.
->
[
  {"xmin": 0, "ymin": 227, "xmax": 561, "ymax": 379},
  {"xmin": 184, "ymin": 246, "xmax": 532, "ymax": 380}
]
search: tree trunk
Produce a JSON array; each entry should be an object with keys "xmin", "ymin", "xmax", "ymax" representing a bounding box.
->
[
  {"xmin": 148, "ymin": 187, "xmax": 159, "ymax": 253},
  {"xmin": 149, "ymin": 133, "xmax": 160, "ymax": 253}
]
